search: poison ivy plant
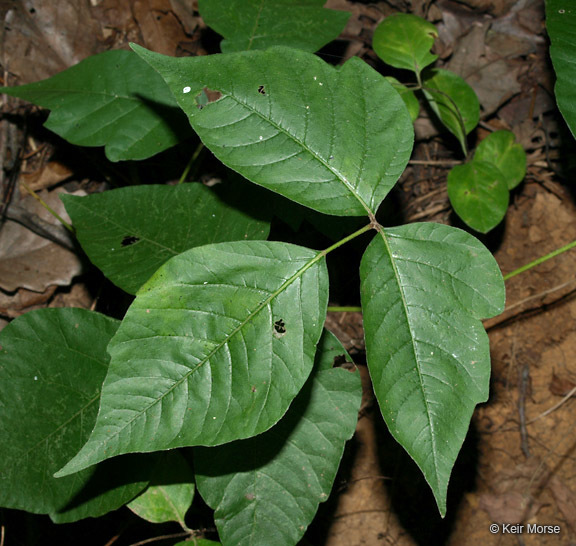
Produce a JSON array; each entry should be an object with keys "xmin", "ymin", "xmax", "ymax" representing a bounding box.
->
[
  {"xmin": 360, "ymin": 223, "xmax": 503, "ymax": 513},
  {"xmin": 373, "ymin": 13, "xmax": 438, "ymax": 76},
  {"xmin": 372, "ymin": 13, "xmax": 526, "ymax": 232},
  {"xmin": 0, "ymin": 308, "xmax": 157, "ymax": 523},
  {"xmin": 62, "ymin": 181, "xmax": 271, "ymax": 294},
  {"xmin": 447, "ymin": 161, "xmax": 509, "ymax": 233},
  {"xmin": 57, "ymin": 240, "xmax": 329, "ymax": 476},
  {"xmin": 198, "ymin": 0, "xmax": 350, "ymax": 53},
  {"xmin": 130, "ymin": 45, "xmax": 414, "ymax": 217},
  {"xmin": 474, "ymin": 130, "xmax": 526, "ymax": 190},
  {"xmin": 0, "ymin": 8, "xmax": 509, "ymax": 545},
  {"xmin": 546, "ymin": 0, "xmax": 576, "ymax": 139},
  {"xmin": 195, "ymin": 330, "xmax": 361, "ymax": 546},
  {"xmin": 128, "ymin": 451, "xmax": 195, "ymax": 527},
  {"xmin": 0, "ymin": 50, "xmax": 193, "ymax": 162},
  {"xmin": 422, "ymin": 68, "xmax": 480, "ymax": 155}
]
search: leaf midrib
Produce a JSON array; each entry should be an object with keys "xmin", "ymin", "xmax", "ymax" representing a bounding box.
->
[
  {"xmin": 211, "ymin": 78, "xmax": 374, "ymax": 216},
  {"xmin": 377, "ymin": 230, "xmax": 440, "ymax": 487},
  {"xmin": 67, "ymin": 250, "xmax": 326, "ymax": 470}
]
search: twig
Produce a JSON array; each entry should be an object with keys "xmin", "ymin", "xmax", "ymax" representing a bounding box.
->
[
  {"xmin": 519, "ymin": 364, "xmax": 531, "ymax": 458},
  {"xmin": 19, "ymin": 180, "xmax": 74, "ymax": 232},
  {"xmin": 527, "ymin": 385, "xmax": 576, "ymax": 425},
  {"xmin": 484, "ymin": 279, "xmax": 576, "ymax": 330},
  {"xmin": 503, "ymin": 239, "xmax": 576, "ymax": 280},
  {"xmin": 3, "ymin": 204, "xmax": 76, "ymax": 251},
  {"xmin": 407, "ymin": 202, "xmax": 450, "ymax": 221}
]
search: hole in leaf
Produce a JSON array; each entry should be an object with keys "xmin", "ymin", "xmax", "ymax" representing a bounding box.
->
[
  {"xmin": 121, "ymin": 235, "xmax": 140, "ymax": 247},
  {"xmin": 273, "ymin": 319, "xmax": 286, "ymax": 337},
  {"xmin": 258, "ymin": 85, "xmax": 266, "ymax": 95},
  {"xmin": 195, "ymin": 87, "xmax": 223, "ymax": 110}
]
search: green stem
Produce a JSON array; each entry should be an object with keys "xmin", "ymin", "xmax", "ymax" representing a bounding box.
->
[
  {"xmin": 321, "ymin": 222, "xmax": 374, "ymax": 257},
  {"xmin": 327, "ymin": 306, "xmax": 362, "ymax": 312},
  {"xmin": 179, "ymin": 142, "xmax": 205, "ymax": 185},
  {"xmin": 504, "ymin": 239, "xmax": 576, "ymax": 280},
  {"xmin": 320, "ymin": 223, "xmax": 374, "ymax": 315},
  {"xmin": 20, "ymin": 181, "xmax": 74, "ymax": 233}
]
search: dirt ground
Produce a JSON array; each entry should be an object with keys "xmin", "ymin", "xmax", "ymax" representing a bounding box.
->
[{"xmin": 1, "ymin": 0, "xmax": 575, "ymax": 545}]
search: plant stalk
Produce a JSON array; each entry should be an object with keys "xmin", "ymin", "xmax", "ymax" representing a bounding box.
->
[
  {"xmin": 178, "ymin": 142, "xmax": 205, "ymax": 185},
  {"xmin": 504, "ymin": 239, "xmax": 576, "ymax": 280},
  {"xmin": 20, "ymin": 181, "xmax": 74, "ymax": 233}
]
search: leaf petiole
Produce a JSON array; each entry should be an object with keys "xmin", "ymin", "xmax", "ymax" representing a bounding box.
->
[{"xmin": 504, "ymin": 239, "xmax": 576, "ymax": 280}]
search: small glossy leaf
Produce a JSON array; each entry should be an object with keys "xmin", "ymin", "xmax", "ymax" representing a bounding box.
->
[
  {"xmin": 195, "ymin": 329, "xmax": 361, "ymax": 546},
  {"xmin": 57, "ymin": 241, "xmax": 328, "ymax": 477},
  {"xmin": 360, "ymin": 224, "xmax": 504, "ymax": 516},
  {"xmin": 198, "ymin": 0, "xmax": 350, "ymax": 53},
  {"xmin": 385, "ymin": 77, "xmax": 420, "ymax": 122},
  {"xmin": 62, "ymin": 182, "xmax": 271, "ymax": 294},
  {"xmin": 547, "ymin": 0, "xmax": 576, "ymax": 139},
  {"xmin": 448, "ymin": 160, "xmax": 509, "ymax": 233},
  {"xmin": 373, "ymin": 14, "xmax": 438, "ymax": 75},
  {"xmin": 423, "ymin": 68, "xmax": 480, "ymax": 155},
  {"xmin": 0, "ymin": 308, "xmax": 155, "ymax": 522},
  {"xmin": 128, "ymin": 451, "xmax": 195, "ymax": 525},
  {"xmin": 474, "ymin": 131, "xmax": 526, "ymax": 190},
  {"xmin": 0, "ymin": 50, "xmax": 193, "ymax": 162},
  {"xmin": 133, "ymin": 44, "xmax": 414, "ymax": 217}
]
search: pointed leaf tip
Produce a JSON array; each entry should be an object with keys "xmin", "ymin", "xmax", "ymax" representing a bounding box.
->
[
  {"xmin": 129, "ymin": 46, "xmax": 413, "ymax": 217},
  {"xmin": 360, "ymin": 223, "xmax": 504, "ymax": 515},
  {"xmin": 57, "ymin": 240, "xmax": 329, "ymax": 475}
]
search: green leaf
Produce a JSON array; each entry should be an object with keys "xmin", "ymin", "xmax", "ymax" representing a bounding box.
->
[
  {"xmin": 474, "ymin": 130, "xmax": 526, "ymax": 190},
  {"xmin": 0, "ymin": 308, "xmax": 156, "ymax": 522},
  {"xmin": 195, "ymin": 329, "xmax": 361, "ymax": 546},
  {"xmin": 56, "ymin": 241, "xmax": 328, "ymax": 477},
  {"xmin": 373, "ymin": 14, "xmax": 438, "ymax": 75},
  {"xmin": 0, "ymin": 50, "xmax": 193, "ymax": 162},
  {"xmin": 447, "ymin": 160, "xmax": 509, "ymax": 233},
  {"xmin": 62, "ymin": 181, "xmax": 271, "ymax": 294},
  {"xmin": 423, "ymin": 68, "xmax": 480, "ymax": 155},
  {"xmin": 198, "ymin": 0, "xmax": 350, "ymax": 53},
  {"xmin": 128, "ymin": 451, "xmax": 195, "ymax": 525},
  {"xmin": 385, "ymin": 77, "xmax": 420, "ymax": 122},
  {"xmin": 132, "ymin": 44, "xmax": 414, "ymax": 217},
  {"xmin": 360, "ymin": 224, "xmax": 504, "ymax": 516},
  {"xmin": 547, "ymin": 0, "xmax": 576, "ymax": 139}
]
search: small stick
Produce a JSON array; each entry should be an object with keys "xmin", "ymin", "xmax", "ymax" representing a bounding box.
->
[
  {"xmin": 527, "ymin": 385, "xmax": 576, "ymax": 424},
  {"xmin": 519, "ymin": 364, "xmax": 531, "ymax": 458}
]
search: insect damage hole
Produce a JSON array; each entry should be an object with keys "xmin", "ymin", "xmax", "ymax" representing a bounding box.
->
[
  {"xmin": 195, "ymin": 87, "xmax": 223, "ymax": 110},
  {"xmin": 273, "ymin": 318, "xmax": 286, "ymax": 338},
  {"xmin": 121, "ymin": 235, "xmax": 140, "ymax": 247},
  {"xmin": 258, "ymin": 85, "xmax": 266, "ymax": 95}
]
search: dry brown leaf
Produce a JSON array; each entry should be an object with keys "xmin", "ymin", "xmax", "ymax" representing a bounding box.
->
[
  {"xmin": 20, "ymin": 160, "xmax": 74, "ymax": 191},
  {"xmin": 549, "ymin": 373, "xmax": 576, "ymax": 397},
  {"xmin": 444, "ymin": 22, "xmax": 522, "ymax": 116},
  {"xmin": 133, "ymin": 0, "xmax": 188, "ymax": 56},
  {"xmin": 0, "ymin": 187, "xmax": 82, "ymax": 292},
  {"xmin": 1, "ymin": 0, "xmax": 104, "ymax": 83},
  {"xmin": 548, "ymin": 476, "xmax": 576, "ymax": 532},
  {"xmin": 0, "ymin": 285, "xmax": 57, "ymax": 318}
]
